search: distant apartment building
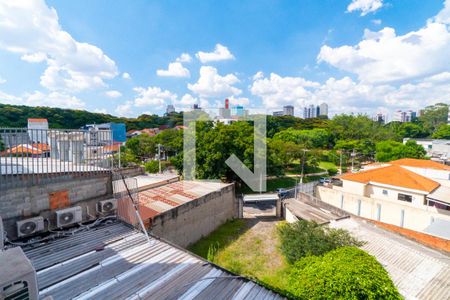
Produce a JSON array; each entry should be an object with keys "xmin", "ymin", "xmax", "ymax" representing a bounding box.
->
[
  {"xmin": 403, "ymin": 138, "xmax": 450, "ymax": 164},
  {"xmin": 84, "ymin": 123, "xmax": 126, "ymax": 143},
  {"xmin": 373, "ymin": 113, "xmax": 386, "ymax": 124},
  {"xmin": 303, "ymin": 103, "xmax": 328, "ymax": 119},
  {"xmin": 393, "ymin": 110, "xmax": 417, "ymax": 122},
  {"xmin": 317, "ymin": 158, "xmax": 450, "ymax": 240},
  {"xmin": 273, "ymin": 105, "xmax": 294, "ymax": 117},
  {"xmin": 27, "ymin": 118, "xmax": 49, "ymax": 144},
  {"xmin": 166, "ymin": 104, "xmax": 175, "ymax": 114}
]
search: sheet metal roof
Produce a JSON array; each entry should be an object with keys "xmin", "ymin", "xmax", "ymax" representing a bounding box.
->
[
  {"xmin": 330, "ymin": 218, "xmax": 450, "ymax": 300},
  {"xmin": 423, "ymin": 218, "xmax": 450, "ymax": 240},
  {"xmin": 138, "ymin": 181, "xmax": 231, "ymax": 219},
  {"xmin": 22, "ymin": 222, "xmax": 284, "ymax": 300}
]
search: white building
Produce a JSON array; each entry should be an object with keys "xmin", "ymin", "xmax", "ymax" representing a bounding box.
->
[
  {"xmin": 319, "ymin": 103, "xmax": 328, "ymax": 117},
  {"xmin": 317, "ymin": 158, "xmax": 450, "ymax": 239},
  {"xmin": 283, "ymin": 105, "xmax": 294, "ymax": 116},
  {"xmin": 393, "ymin": 110, "xmax": 417, "ymax": 122},
  {"xmin": 27, "ymin": 118, "xmax": 48, "ymax": 144},
  {"xmin": 166, "ymin": 104, "xmax": 175, "ymax": 114}
]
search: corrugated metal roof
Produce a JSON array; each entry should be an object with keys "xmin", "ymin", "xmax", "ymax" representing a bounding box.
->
[
  {"xmin": 22, "ymin": 222, "xmax": 284, "ymax": 300},
  {"xmin": 330, "ymin": 218, "xmax": 450, "ymax": 300}
]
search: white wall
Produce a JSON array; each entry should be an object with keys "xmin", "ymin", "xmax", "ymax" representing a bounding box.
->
[
  {"xmin": 317, "ymin": 186, "xmax": 450, "ymax": 236},
  {"xmin": 401, "ymin": 166, "xmax": 450, "ymax": 181}
]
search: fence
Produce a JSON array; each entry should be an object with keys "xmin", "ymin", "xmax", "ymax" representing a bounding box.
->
[
  {"xmin": 282, "ymin": 181, "xmax": 318, "ymax": 199},
  {"xmin": 0, "ymin": 127, "xmax": 114, "ymax": 188}
]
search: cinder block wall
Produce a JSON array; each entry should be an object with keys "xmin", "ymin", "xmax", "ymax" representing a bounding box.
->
[
  {"xmin": 0, "ymin": 174, "xmax": 112, "ymax": 240},
  {"xmin": 150, "ymin": 183, "xmax": 237, "ymax": 248}
]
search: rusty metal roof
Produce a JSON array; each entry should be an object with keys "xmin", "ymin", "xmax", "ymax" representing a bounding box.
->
[{"xmin": 22, "ymin": 221, "xmax": 284, "ymax": 300}]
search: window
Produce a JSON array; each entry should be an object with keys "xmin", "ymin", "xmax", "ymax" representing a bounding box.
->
[
  {"xmin": 382, "ymin": 190, "xmax": 388, "ymax": 195},
  {"xmin": 398, "ymin": 193, "xmax": 412, "ymax": 202},
  {"xmin": 426, "ymin": 199, "xmax": 450, "ymax": 211}
]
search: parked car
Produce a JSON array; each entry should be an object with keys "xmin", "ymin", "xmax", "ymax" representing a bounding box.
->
[
  {"xmin": 319, "ymin": 177, "xmax": 331, "ymax": 184},
  {"xmin": 277, "ymin": 188, "xmax": 288, "ymax": 198}
]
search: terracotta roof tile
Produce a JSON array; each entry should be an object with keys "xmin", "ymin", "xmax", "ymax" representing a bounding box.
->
[
  {"xmin": 28, "ymin": 118, "xmax": 48, "ymax": 122},
  {"xmin": 340, "ymin": 165, "xmax": 440, "ymax": 193},
  {"xmin": 390, "ymin": 158, "xmax": 450, "ymax": 171}
]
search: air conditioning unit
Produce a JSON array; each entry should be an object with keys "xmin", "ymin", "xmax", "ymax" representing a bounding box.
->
[
  {"xmin": 16, "ymin": 217, "xmax": 45, "ymax": 238},
  {"xmin": 55, "ymin": 206, "xmax": 82, "ymax": 228},
  {"xmin": 0, "ymin": 247, "xmax": 38, "ymax": 300},
  {"xmin": 97, "ymin": 199, "xmax": 118, "ymax": 213}
]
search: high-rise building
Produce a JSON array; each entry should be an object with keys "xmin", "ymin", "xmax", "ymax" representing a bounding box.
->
[
  {"xmin": 219, "ymin": 99, "xmax": 231, "ymax": 118},
  {"xmin": 319, "ymin": 103, "xmax": 328, "ymax": 116},
  {"xmin": 283, "ymin": 105, "xmax": 294, "ymax": 116},
  {"xmin": 166, "ymin": 104, "xmax": 175, "ymax": 114},
  {"xmin": 373, "ymin": 113, "xmax": 386, "ymax": 124},
  {"xmin": 232, "ymin": 105, "xmax": 245, "ymax": 117},
  {"xmin": 394, "ymin": 110, "xmax": 416, "ymax": 123}
]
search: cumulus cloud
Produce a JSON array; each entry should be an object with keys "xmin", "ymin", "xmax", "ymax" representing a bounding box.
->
[
  {"xmin": 433, "ymin": 0, "xmax": 450, "ymax": 24},
  {"xmin": 188, "ymin": 66, "xmax": 241, "ymax": 98},
  {"xmin": 115, "ymin": 101, "xmax": 133, "ymax": 117},
  {"xmin": 318, "ymin": 7, "xmax": 450, "ymax": 83},
  {"xmin": 133, "ymin": 86, "xmax": 177, "ymax": 108},
  {"xmin": 347, "ymin": 0, "xmax": 384, "ymax": 16},
  {"xmin": 0, "ymin": 89, "xmax": 85, "ymax": 109},
  {"xmin": 196, "ymin": 44, "xmax": 235, "ymax": 63},
  {"xmin": 176, "ymin": 53, "xmax": 192, "ymax": 63},
  {"xmin": 122, "ymin": 72, "xmax": 131, "ymax": 80},
  {"xmin": 0, "ymin": 76, "xmax": 5, "ymax": 84},
  {"xmin": 105, "ymin": 90, "xmax": 122, "ymax": 98},
  {"xmin": 156, "ymin": 62, "xmax": 190, "ymax": 78},
  {"xmin": 93, "ymin": 108, "xmax": 108, "ymax": 114},
  {"xmin": 0, "ymin": 0, "xmax": 118, "ymax": 92}
]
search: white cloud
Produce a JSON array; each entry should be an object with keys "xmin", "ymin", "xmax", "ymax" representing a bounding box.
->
[
  {"xmin": 227, "ymin": 96, "xmax": 250, "ymax": 106},
  {"xmin": 176, "ymin": 93, "xmax": 198, "ymax": 106},
  {"xmin": 188, "ymin": 66, "xmax": 241, "ymax": 98},
  {"xmin": 253, "ymin": 71, "xmax": 264, "ymax": 80},
  {"xmin": 93, "ymin": 108, "xmax": 108, "ymax": 114},
  {"xmin": 105, "ymin": 90, "xmax": 122, "ymax": 98},
  {"xmin": 133, "ymin": 86, "xmax": 177, "ymax": 107},
  {"xmin": 122, "ymin": 72, "xmax": 131, "ymax": 80},
  {"xmin": 176, "ymin": 53, "xmax": 192, "ymax": 63},
  {"xmin": 250, "ymin": 73, "xmax": 319, "ymax": 109},
  {"xmin": 0, "ymin": 89, "xmax": 85, "ymax": 109},
  {"xmin": 433, "ymin": 0, "xmax": 450, "ymax": 24},
  {"xmin": 347, "ymin": 0, "xmax": 384, "ymax": 16},
  {"xmin": 156, "ymin": 62, "xmax": 190, "ymax": 78},
  {"xmin": 196, "ymin": 44, "xmax": 235, "ymax": 63},
  {"xmin": 371, "ymin": 19, "xmax": 382, "ymax": 25},
  {"xmin": 318, "ymin": 21, "xmax": 450, "ymax": 83},
  {"xmin": 115, "ymin": 101, "xmax": 133, "ymax": 117},
  {"xmin": 0, "ymin": 76, "xmax": 5, "ymax": 84},
  {"xmin": 0, "ymin": 0, "xmax": 118, "ymax": 92}
]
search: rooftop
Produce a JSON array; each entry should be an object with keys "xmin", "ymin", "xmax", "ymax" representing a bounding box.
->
[
  {"xmin": 390, "ymin": 158, "xmax": 450, "ymax": 171},
  {"xmin": 21, "ymin": 221, "xmax": 283, "ymax": 300},
  {"xmin": 330, "ymin": 218, "xmax": 450, "ymax": 300},
  {"xmin": 27, "ymin": 118, "xmax": 48, "ymax": 123},
  {"xmin": 340, "ymin": 164, "xmax": 440, "ymax": 193}
]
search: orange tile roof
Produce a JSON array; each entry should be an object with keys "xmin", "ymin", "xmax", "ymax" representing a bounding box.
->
[
  {"xmin": 340, "ymin": 165, "xmax": 440, "ymax": 193},
  {"xmin": 390, "ymin": 158, "xmax": 450, "ymax": 171},
  {"xmin": 32, "ymin": 143, "xmax": 51, "ymax": 151},
  {"xmin": 28, "ymin": 118, "xmax": 48, "ymax": 122}
]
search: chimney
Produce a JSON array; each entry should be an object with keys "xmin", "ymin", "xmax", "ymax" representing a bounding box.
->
[{"xmin": 225, "ymin": 98, "xmax": 229, "ymax": 109}]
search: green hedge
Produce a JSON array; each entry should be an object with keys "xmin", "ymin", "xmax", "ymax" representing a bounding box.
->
[{"xmin": 287, "ymin": 247, "xmax": 401, "ymax": 299}]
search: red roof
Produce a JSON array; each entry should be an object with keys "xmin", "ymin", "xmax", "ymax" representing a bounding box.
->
[
  {"xmin": 390, "ymin": 158, "xmax": 450, "ymax": 171},
  {"xmin": 28, "ymin": 118, "xmax": 48, "ymax": 122},
  {"xmin": 340, "ymin": 165, "xmax": 440, "ymax": 193}
]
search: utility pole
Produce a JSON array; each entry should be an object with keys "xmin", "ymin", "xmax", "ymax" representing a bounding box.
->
[
  {"xmin": 339, "ymin": 150, "xmax": 343, "ymax": 175},
  {"xmin": 118, "ymin": 143, "xmax": 121, "ymax": 169},
  {"xmin": 300, "ymin": 149, "xmax": 307, "ymax": 184},
  {"xmin": 157, "ymin": 144, "xmax": 162, "ymax": 174}
]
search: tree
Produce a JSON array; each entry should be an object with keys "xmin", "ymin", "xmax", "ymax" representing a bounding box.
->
[
  {"xmin": 125, "ymin": 134, "xmax": 157, "ymax": 160},
  {"xmin": 397, "ymin": 122, "xmax": 428, "ymax": 138},
  {"xmin": 287, "ymin": 247, "xmax": 401, "ymax": 300},
  {"xmin": 419, "ymin": 103, "xmax": 449, "ymax": 133},
  {"xmin": 375, "ymin": 140, "xmax": 426, "ymax": 162},
  {"xmin": 277, "ymin": 220, "xmax": 363, "ymax": 264},
  {"xmin": 273, "ymin": 128, "xmax": 332, "ymax": 149},
  {"xmin": 432, "ymin": 124, "xmax": 450, "ymax": 139}
]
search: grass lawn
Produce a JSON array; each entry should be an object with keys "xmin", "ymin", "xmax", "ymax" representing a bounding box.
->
[
  {"xmin": 188, "ymin": 218, "xmax": 290, "ymax": 291},
  {"xmin": 318, "ymin": 161, "xmax": 337, "ymax": 170}
]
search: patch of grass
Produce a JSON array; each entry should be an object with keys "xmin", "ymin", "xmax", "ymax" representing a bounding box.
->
[
  {"xmin": 189, "ymin": 219, "xmax": 291, "ymax": 291},
  {"xmin": 188, "ymin": 219, "xmax": 246, "ymax": 258},
  {"xmin": 318, "ymin": 161, "xmax": 337, "ymax": 170}
]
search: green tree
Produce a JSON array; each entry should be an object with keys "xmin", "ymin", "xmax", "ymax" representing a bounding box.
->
[
  {"xmin": 432, "ymin": 124, "xmax": 450, "ymax": 139},
  {"xmin": 375, "ymin": 140, "xmax": 426, "ymax": 162},
  {"xmin": 125, "ymin": 134, "xmax": 157, "ymax": 160},
  {"xmin": 397, "ymin": 122, "xmax": 428, "ymax": 138},
  {"xmin": 287, "ymin": 247, "xmax": 401, "ymax": 300},
  {"xmin": 419, "ymin": 103, "xmax": 449, "ymax": 133},
  {"xmin": 277, "ymin": 220, "xmax": 363, "ymax": 264},
  {"xmin": 273, "ymin": 128, "xmax": 332, "ymax": 149}
]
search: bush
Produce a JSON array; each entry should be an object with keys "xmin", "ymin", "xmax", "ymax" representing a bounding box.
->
[
  {"xmin": 144, "ymin": 160, "xmax": 160, "ymax": 173},
  {"xmin": 327, "ymin": 167, "xmax": 338, "ymax": 176},
  {"xmin": 277, "ymin": 220, "xmax": 364, "ymax": 264},
  {"xmin": 287, "ymin": 247, "xmax": 401, "ymax": 299}
]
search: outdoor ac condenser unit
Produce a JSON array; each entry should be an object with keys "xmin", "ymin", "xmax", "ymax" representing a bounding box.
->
[
  {"xmin": 16, "ymin": 217, "xmax": 45, "ymax": 238},
  {"xmin": 55, "ymin": 206, "xmax": 82, "ymax": 228},
  {"xmin": 97, "ymin": 199, "xmax": 118, "ymax": 213},
  {"xmin": 0, "ymin": 247, "xmax": 39, "ymax": 300}
]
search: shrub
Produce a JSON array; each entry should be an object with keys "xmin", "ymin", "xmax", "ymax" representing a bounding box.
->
[
  {"xmin": 287, "ymin": 247, "xmax": 401, "ymax": 299},
  {"xmin": 277, "ymin": 220, "xmax": 364, "ymax": 264},
  {"xmin": 144, "ymin": 160, "xmax": 160, "ymax": 173},
  {"xmin": 327, "ymin": 167, "xmax": 338, "ymax": 176}
]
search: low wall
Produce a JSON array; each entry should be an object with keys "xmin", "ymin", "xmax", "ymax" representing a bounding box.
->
[
  {"xmin": 117, "ymin": 166, "xmax": 145, "ymax": 178},
  {"xmin": 0, "ymin": 173, "xmax": 113, "ymax": 239},
  {"xmin": 150, "ymin": 183, "xmax": 237, "ymax": 248}
]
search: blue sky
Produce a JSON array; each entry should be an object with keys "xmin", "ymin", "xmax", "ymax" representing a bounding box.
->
[{"xmin": 0, "ymin": 0, "xmax": 449, "ymax": 119}]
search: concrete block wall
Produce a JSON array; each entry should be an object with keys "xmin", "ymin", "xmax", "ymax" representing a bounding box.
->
[
  {"xmin": 0, "ymin": 174, "xmax": 112, "ymax": 240},
  {"xmin": 150, "ymin": 183, "xmax": 237, "ymax": 248}
]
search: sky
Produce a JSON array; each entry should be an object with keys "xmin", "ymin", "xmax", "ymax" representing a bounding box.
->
[{"xmin": 0, "ymin": 0, "xmax": 449, "ymax": 119}]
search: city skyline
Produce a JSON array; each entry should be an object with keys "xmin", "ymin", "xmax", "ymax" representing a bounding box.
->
[{"xmin": 0, "ymin": 0, "xmax": 449, "ymax": 118}]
